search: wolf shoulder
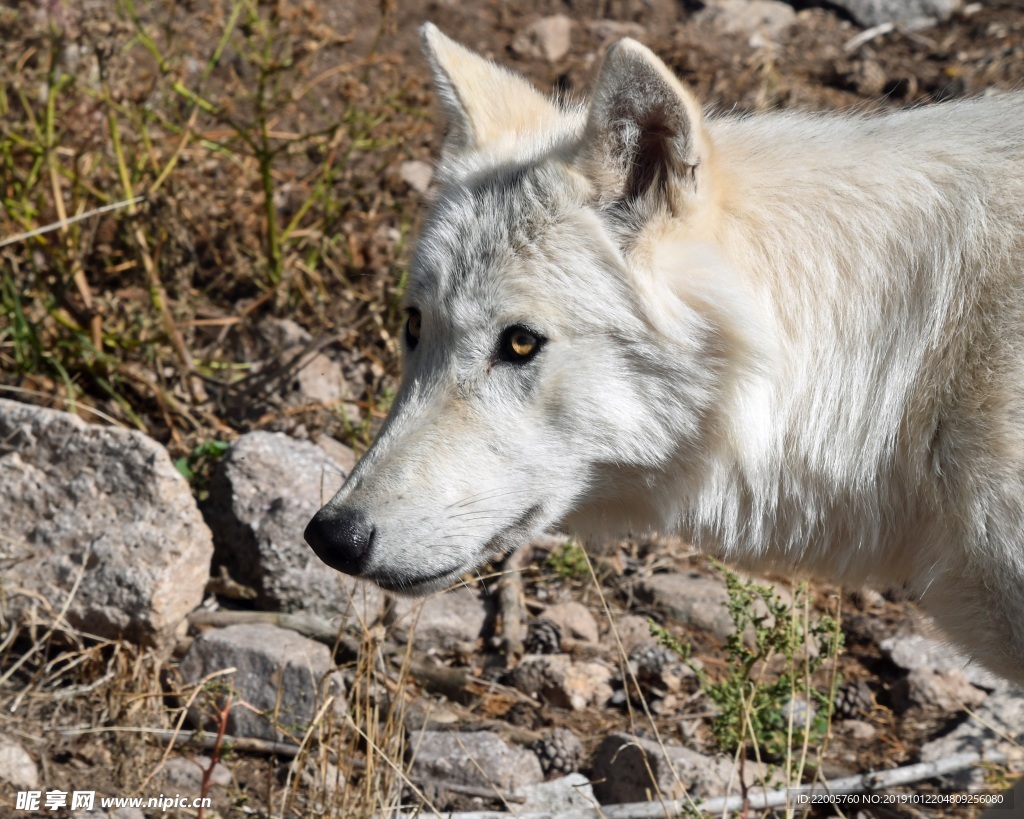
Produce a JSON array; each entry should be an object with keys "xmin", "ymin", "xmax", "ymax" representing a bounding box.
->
[{"xmin": 707, "ymin": 91, "xmax": 1024, "ymax": 196}]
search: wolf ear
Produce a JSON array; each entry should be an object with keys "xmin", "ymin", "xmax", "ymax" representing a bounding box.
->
[
  {"xmin": 578, "ymin": 39, "xmax": 709, "ymax": 216},
  {"xmin": 420, "ymin": 23, "xmax": 564, "ymax": 156}
]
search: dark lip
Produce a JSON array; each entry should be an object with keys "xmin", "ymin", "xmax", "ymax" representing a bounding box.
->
[{"xmin": 369, "ymin": 503, "xmax": 546, "ymax": 595}]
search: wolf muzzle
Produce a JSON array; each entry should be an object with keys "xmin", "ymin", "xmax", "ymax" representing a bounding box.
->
[{"xmin": 304, "ymin": 507, "xmax": 374, "ymax": 576}]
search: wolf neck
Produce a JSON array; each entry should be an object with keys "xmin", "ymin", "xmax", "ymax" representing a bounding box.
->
[{"xmin": 662, "ymin": 108, "xmax": 992, "ymax": 586}]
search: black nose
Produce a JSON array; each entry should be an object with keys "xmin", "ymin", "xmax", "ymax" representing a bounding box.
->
[{"xmin": 304, "ymin": 507, "xmax": 375, "ymax": 576}]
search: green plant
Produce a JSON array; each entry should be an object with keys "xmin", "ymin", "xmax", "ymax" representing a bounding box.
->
[
  {"xmin": 656, "ymin": 563, "xmax": 843, "ymax": 771},
  {"xmin": 545, "ymin": 540, "xmax": 590, "ymax": 580}
]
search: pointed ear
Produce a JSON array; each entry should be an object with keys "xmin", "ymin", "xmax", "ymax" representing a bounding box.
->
[
  {"xmin": 420, "ymin": 23, "xmax": 564, "ymax": 156},
  {"xmin": 577, "ymin": 39, "xmax": 709, "ymax": 216}
]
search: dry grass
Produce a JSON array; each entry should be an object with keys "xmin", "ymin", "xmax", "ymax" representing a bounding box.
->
[{"xmin": 0, "ymin": 0, "xmax": 428, "ymax": 454}]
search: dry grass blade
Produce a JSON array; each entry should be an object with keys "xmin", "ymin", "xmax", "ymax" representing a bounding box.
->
[{"xmin": 0, "ymin": 196, "xmax": 145, "ymax": 250}]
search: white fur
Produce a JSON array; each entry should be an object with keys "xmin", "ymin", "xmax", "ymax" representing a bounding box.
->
[{"xmin": 309, "ymin": 25, "xmax": 1024, "ymax": 683}]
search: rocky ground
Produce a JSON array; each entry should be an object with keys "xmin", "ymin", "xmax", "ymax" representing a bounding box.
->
[{"xmin": 2, "ymin": 0, "xmax": 1024, "ymax": 817}]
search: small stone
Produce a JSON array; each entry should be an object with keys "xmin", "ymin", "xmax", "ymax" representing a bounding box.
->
[
  {"xmin": 828, "ymin": 0, "xmax": 961, "ymax": 28},
  {"xmin": 288, "ymin": 351, "xmax": 347, "ymax": 406},
  {"xmin": 399, "ymin": 160, "xmax": 433, "ymax": 195},
  {"xmin": 588, "ymin": 20, "xmax": 647, "ymax": 42},
  {"xmin": 408, "ymin": 730, "xmax": 543, "ymax": 792},
  {"xmin": 0, "ymin": 737, "xmax": 39, "ymax": 789},
  {"xmin": 389, "ymin": 587, "xmax": 488, "ymax": 653},
  {"xmin": 840, "ymin": 719, "xmax": 878, "ymax": 741},
  {"xmin": 516, "ymin": 772, "xmax": 595, "ymax": 811},
  {"xmin": 696, "ymin": 0, "xmax": 796, "ymax": 44},
  {"xmin": 179, "ymin": 622, "xmax": 345, "ymax": 742},
  {"xmin": 540, "ymin": 602, "xmax": 599, "ymax": 644},
  {"xmin": 109, "ymin": 810, "xmax": 146, "ymax": 819},
  {"xmin": 612, "ymin": 614, "xmax": 659, "ymax": 654},
  {"xmin": 512, "ymin": 15, "xmax": 572, "ymax": 63},
  {"xmin": 154, "ymin": 755, "xmax": 232, "ymax": 792},
  {"xmin": 782, "ymin": 696, "xmax": 817, "ymax": 726}
]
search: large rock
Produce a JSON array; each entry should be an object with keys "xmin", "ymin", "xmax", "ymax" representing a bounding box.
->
[
  {"xmin": 830, "ymin": 0, "xmax": 960, "ymax": 28},
  {"xmin": 880, "ymin": 633, "xmax": 1000, "ymax": 689},
  {"xmin": 919, "ymin": 685, "xmax": 1024, "ymax": 789},
  {"xmin": 0, "ymin": 399, "xmax": 212, "ymax": 645},
  {"xmin": 591, "ymin": 732, "xmax": 765, "ymax": 803},
  {"xmin": 179, "ymin": 622, "xmax": 345, "ymax": 742},
  {"xmin": 408, "ymin": 730, "xmax": 543, "ymax": 793},
  {"xmin": 636, "ymin": 570, "xmax": 734, "ymax": 641},
  {"xmin": 205, "ymin": 431, "xmax": 383, "ymax": 624}
]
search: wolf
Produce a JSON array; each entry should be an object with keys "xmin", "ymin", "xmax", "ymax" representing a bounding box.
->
[{"xmin": 306, "ymin": 24, "xmax": 1024, "ymax": 683}]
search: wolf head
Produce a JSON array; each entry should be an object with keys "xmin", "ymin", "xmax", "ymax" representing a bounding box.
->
[{"xmin": 305, "ymin": 25, "xmax": 763, "ymax": 594}]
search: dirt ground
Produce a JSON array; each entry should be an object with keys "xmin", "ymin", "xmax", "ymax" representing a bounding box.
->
[{"xmin": 2, "ymin": 0, "xmax": 1024, "ymax": 817}]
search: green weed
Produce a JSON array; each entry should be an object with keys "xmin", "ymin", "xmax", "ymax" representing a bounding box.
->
[
  {"xmin": 655, "ymin": 563, "xmax": 843, "ymax": 784},
  {"xmin": 546, "ymin": 540, "xmax": 591, "ymax": 581}
]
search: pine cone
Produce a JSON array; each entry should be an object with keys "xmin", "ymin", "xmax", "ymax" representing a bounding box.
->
[
  {"xmin": 833, "ymin": 681, "xmax": 873, "ymax": 719},
  {"xmin": 525, "ymin": 617, "xmax": 563, "ymax": 655},
  {"xmin": 629, "ymin": 643, "xmax": 686, "ymax": 692},
  {"xmin": 530, "ymin": 728, "xmax": 584, "ymax": 776}
]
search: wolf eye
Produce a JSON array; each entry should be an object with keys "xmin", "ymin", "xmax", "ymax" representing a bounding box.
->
[
  {"xmin": 498, "ymin": 325, "xmax": 544, "ymax": 363},
  {"xmin": 405, "ymin": 308, "xmax": 421, "ymax": 350}
]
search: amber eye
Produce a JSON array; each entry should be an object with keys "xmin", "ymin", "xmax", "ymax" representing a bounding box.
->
[
  {"xmin": 405, "ymin": 309, "xmax": 421, "ymax": 350},
  {"xmin": 498, "ymin": 325, "xmax": 544, "ymax": 363}
]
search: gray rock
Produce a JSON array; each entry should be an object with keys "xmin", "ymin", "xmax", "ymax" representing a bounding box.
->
[
  {"xmin": 897, "ymin": 667, "xmax": 987, "ymax": 712},
  {"xmin": 154, "ymin": 755, "xmax": 231, "ymax": 792},
  {"xmin": 880, "ymin": 633, "xmax": 1000, "ymax": 689},
  {"xmin": 517, "ymin": 772, "xmax": 595, "ymax": 811},
  {"xmin": 512, "ymin": 15, "xmax": 572, "ymax": 63},
  {"xmin": 830, "ymin": 0, "xmax": 960, "ymax": 28},
  {"xmin": 390, "ymin": 587, "xmax": 488, "ymax": 653},
  {"xmin": 696, "ymin": 0, "xmax": 796, "ymax": 44},
  {"xmin": 0, "ymin": 399, "xmax": 213, "ymax": 646},
  {"xmin": 206, "ymin": 431, "xmax": 383, "ymax": 623},
  {"xmin": 839, "ymin": 719, "xmax": 878, "ymax": 741},
  {"xmin": 399, "ymin": 160, "xmax": 434, "ymax": 195},
  {"xmin": 612, "ymin": 613, "xmax": 659, "ymax": 654},
  {"xmin": 408, "ymin": 730, "xmax": 543, "ymax": 792},
  {"xmin": 311, "ymin": 435, "xmax": 357, "ymax": 475},
  {"xmin": 588, "ymin": 19, "xmax": 647, "ymax": 43},
  {"xmin": 179, "ymin": 622, "xmax": 344, "ymax": 742},
  {"xmin": 637, "ymin": 570, "xmax": 734, "ymax": 641},
  {"xmin": 591, "ymin": 732, "xmax": 767, "ymax": 803},
  {"xmin": 109, "ymin": 810, "xmax": 145, "ymax": 819},
  {"xmin": 0, "ymin": 737, "xmax": 39, "ymax": 789},
  {"xmin": 540, "ymin": 601, "xmax": 600, "ymax": 644},
  {"xmin": 920, "ymin": 685, "xmax": 1024, "ymax": 788},
  {"xmin": 288, "ymin": 350, "xmax": 348, "ymax": 406}
]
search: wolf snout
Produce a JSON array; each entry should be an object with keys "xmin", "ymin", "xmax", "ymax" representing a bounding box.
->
[{"xmin": 304, "ymin": 507, "xmax": 375, "ymax": 576}]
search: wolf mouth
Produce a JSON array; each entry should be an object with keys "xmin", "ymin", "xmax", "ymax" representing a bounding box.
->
[{"xmin": 370, "ymin": 503, "xmax": 545, "ymax": 595}]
